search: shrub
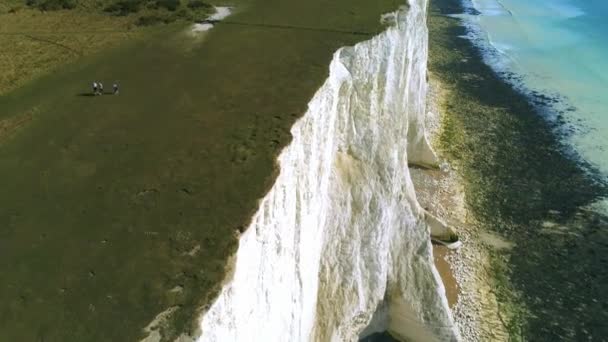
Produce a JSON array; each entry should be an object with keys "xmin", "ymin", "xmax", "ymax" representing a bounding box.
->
[
  {"xmin": 156, "ymin": 0, "xmax": 180, "ymax": 11},
  {"xmin": 175, "ymin": 8, "xmax": 191, "ymax": 19},
  {"xmin": 187, "ymin": 0, "xmax": 211, "ymax": 10},
  {"xmin": 104, "ymin": 0, "xmax": 144, "ymax": 16},
  {"xmin": 26, "ymin": 0, "xmax": 77, "ymax": 11},
  {"xmin": 135, "ymin": 13, "xmax": 177, "ymax": 26},
  {"xmin": 136, "ymin": 14, "xmax": 164, "ymax": 26}
]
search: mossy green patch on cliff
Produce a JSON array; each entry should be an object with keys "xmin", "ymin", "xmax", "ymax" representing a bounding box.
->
[{"xmin": 428, "ymin": 0, "xmax": 608, "ymax": 340}]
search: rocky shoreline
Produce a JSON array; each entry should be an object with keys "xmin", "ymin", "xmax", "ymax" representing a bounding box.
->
[
  {"xmin": 424, "ymin": 0, "xmax": 608, "ymax": 339},
  {"xmin": 412, "ymin": 76, "xmax": 511, "ymax": 341}
]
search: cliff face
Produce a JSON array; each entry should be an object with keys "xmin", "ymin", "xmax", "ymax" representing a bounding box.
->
[{"xmin": 198, "ymin": 1, "xmax": 458, "ymax": 341}]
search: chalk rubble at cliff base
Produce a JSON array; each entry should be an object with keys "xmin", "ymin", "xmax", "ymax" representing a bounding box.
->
[{"xmin": 196, "ymin": 1, "xmax": 459, "ymax": 341}]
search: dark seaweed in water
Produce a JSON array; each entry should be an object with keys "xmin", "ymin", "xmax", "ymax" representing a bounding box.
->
[{"xmin": 429, "ymin": 0, "xmax": 608, "ymax": 340}]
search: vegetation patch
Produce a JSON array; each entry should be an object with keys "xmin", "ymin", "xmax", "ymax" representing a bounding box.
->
[
  {"xmin": 25, "ymin": 0, "xmax": 77, "ymax": 11},
  {"xmin": 136, "ymin": 14, "xmax": 172, "ymax": 25},
  {"xmin": 187, "ymin": 0, "xmax": 212, "ymax": 10},
  {"xmin": 103, "ymin": 0, "xmax": 213, "ymax": 22},
  {"xmin": 103, "ymin": 0, "xmax": 145, "ymax": 15},
  {"xmin": 156, "ymin": 0, "xmax": 181, "ymax": 11}
]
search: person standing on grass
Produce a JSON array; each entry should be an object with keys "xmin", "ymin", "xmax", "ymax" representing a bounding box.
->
[
  {"xmin": 99, "ymin": 82, "xmax": 104, "ymax": 95},
  {"xmin": 113, "ymin": 82, "xmax": 119, "ymax": 95},
  {"xmin": 93, "ymin": 82, "xmax": 98, "ymax": 95}
]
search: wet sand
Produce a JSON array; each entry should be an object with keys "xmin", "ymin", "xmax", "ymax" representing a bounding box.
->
[
  {"xmin": 409, "ymin": 120, "xmax": 460, "ymax": 313},
  {"xmin": 413, "ymin": 37, "xmax": 504, "ymax": 340},
  {"xmin": 432, "ymin": 245, "xmax": 458, "ymax": 308},
  {"xmin": 410, "ymin": 52, "xmax": 462, "ymax": 313},
  {"xmin": 414, "ymin": 68, "xmax": 511, "ymax": 341}
]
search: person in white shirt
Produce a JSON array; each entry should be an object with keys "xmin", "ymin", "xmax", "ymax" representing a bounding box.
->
[
  {"xmin": 98, "ymin": 82, "xmax": 104, "ymax": 95},
  {"xmin": 93, "ymin": 82, "xmax": 98, "ymax": 95}
]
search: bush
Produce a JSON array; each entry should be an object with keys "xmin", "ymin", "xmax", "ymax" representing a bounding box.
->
[
  {"xmin": 136, "ymin": 14, "xmax": 173, "ymax": 26},
  {"xmin": 187, "ymin": 0, "xmax": 211, "ymax": 10},
  {"xmin": 135, "ymin": 14, "xmax": 176, "ymax": 26},
  {"xmin": 156, "ymin": 0, "xmax": 180, "ymax": 11},
  {"xmin": 104, "ymin": 0, "xmax": 144, "ymax": 16},
  {"xmin": 26, "ymin": 0, "xmax": 77, "ymax": 11}
]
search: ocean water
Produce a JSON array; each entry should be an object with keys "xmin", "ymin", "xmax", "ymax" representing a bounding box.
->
[
  {"xmin": 445, "ymin": 1, "xmax": 608, "ymax": 339},
  {"xmin": 461, "ymin": 0, "xmax": 608, "ymax": 179}
]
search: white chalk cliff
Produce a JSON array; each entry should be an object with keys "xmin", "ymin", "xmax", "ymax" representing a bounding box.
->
[{"xmin": 198, "ymin": 1, "xmax": 459, "ymax": 341}]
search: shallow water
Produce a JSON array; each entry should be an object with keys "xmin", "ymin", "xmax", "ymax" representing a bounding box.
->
[{"xmin": 464, "ymin": 0, "xmax": 608, "ymax": 179}]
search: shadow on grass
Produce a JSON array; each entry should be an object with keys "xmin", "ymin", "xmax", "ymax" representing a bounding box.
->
[
  {"xmin": 359, "ymin": 332, "xmax": 399, "ymax": 342},
  {"xmin": 429, "ymin": 0, "xmax": 608, "ymax": 340},
  {"xmin": 213, "ymin": 20, "xmax": 377, "ymax": 36},
  {"xmin": 76, "ymin": 92, "xmax": 117, "ymax": 97}
]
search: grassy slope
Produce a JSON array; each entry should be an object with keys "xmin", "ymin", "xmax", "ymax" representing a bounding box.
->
[
  {"xmin": 429, "ymin": 0, "xmax": 608, "ymax": 339},
  {"xmin": 0, "ymin": 1, "xmax": 139, "ymax": 96},
  {"xmin": 0, "ymin": 0, "xmax": 214, "ymax": 96},
  {"xmin": 0, "ymin": 0, "xmax": 398, "ymax": 341}
]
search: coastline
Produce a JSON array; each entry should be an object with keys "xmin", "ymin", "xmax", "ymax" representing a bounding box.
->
[
  {"xmin": 454, "ymin": 0, "xmax": 608, "ymax": 178},
  {"xmin": 427, "ymin": 0, "xmax": 608, "ymax": 340},
  {"xmin": 415, "ymin": 74, "xmax": 510, "ymax": 341}
]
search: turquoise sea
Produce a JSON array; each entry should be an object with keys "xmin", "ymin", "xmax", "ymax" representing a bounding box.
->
[
  {"xmin": 447, "ymin": 1, "xmax": 608, "ymax": 339},
  {"xmin": 461, "ymin": 0, "xmax": 608, "ymax": 181}
]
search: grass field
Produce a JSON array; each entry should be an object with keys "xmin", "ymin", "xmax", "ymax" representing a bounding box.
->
[
  {"xmin": 0, "ymin": 0, "xmax": 400, "ymax": 340},
  {"xmin": 0, "ymin": 0, "xmax": 218, "ymax": 96}
]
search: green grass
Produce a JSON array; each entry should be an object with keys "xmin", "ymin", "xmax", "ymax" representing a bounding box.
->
[
  {"xmin": 0, "ymin": 0, "xmax": 399, "ymax": 340},
  {"xmin": 101, "ymin": 0, "xmax": 212, "ymax": 20},
  {"xmin": 428, "ymin": 0, "xmax": 608, "ymax": 339},
  {"xmin": 0, "ymin": 5, "xmax": 141, "ymax": 96},
  {"xmin": 0, "ymin": 0, "xmax": 215, "ymax": 96},
  {"xmin": 26, "ymin": 0, "xmax": 77, "ymax": 11}
]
